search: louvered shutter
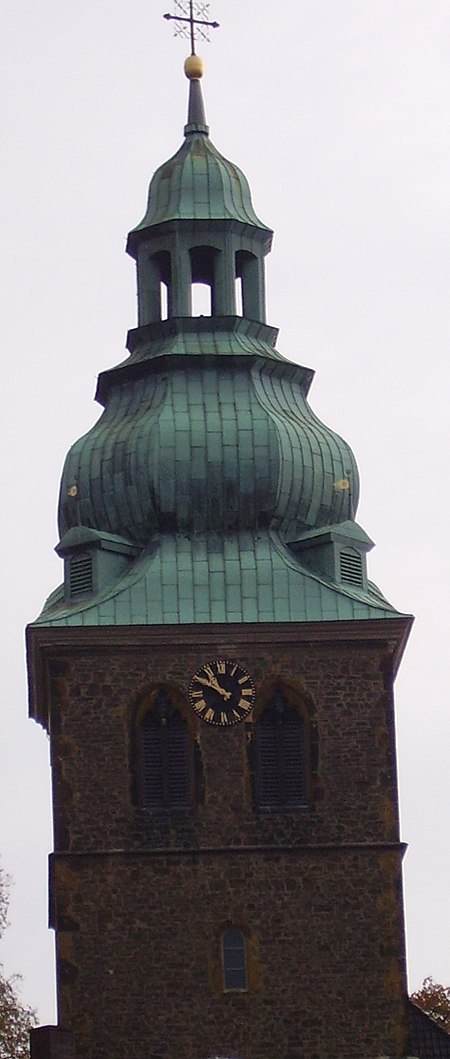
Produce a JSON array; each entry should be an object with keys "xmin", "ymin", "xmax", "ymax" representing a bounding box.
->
[
  {"xmin": 340, "ymin": 549, "xmax": 363, "ymax": 586},
  {"xmin": 257, "ymin": 713, "xmax": 280, "ymax": 807},
  {"xmin": 69, "ymin": 553, "xmax": 93, "ymax": 597},
  {"xmin": 282, "ymin": 709, "xmax": 306, "ymax": 807},
  {"xmin": 167, "ymin": 714, "xmax": 190, "ymax": 808},
  {"xmin": 141, "ymin": 713, "xmax": 164, "ymax": 808},
  {"xmin": 140, "ymin": 699, "xmax": 192, "ymax": 810},
  {"xmin": 256, "ymin": 696, "xmax": 307, "ymax": 809}
]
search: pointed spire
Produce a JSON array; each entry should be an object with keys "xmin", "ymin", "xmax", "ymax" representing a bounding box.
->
[{"xmin": 184, "ymin": 55, "xmax": 209, "ymax": 136}]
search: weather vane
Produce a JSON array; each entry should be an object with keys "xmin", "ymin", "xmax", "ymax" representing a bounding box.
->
[{"xmin": 163, "ymin": 0, "xmax": 219, "ymax": 55}]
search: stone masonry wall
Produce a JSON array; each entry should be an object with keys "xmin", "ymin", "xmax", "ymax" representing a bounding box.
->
[
  {"xmin": 42, "ymin": 626, "xmax": 408, "ymax": 1058},
  {"xmin": 52, "ymin": 848, "xmax": 408, "ymax": 1059},
  {"xmin": 48, "ymin": 635, "xmax": 400, "ymax": 853}
]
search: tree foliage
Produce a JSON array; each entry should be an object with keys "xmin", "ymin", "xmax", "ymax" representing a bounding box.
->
[
  {"xmin": 411, "ymin": 977, "xmax": 450, "ymax": 1032},
  {"xmin": 0, "ymin": 865, "xmax": 36, "ymax": 1058}
]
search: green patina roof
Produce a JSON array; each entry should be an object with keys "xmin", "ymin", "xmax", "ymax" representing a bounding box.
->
[
  {"xmin": 96, "ymin": 317, "xmax": 293, "ymax": 403},
  {"xmin": 34, "ymin": 530, "xmax": 402, "ymax": 628},
  {"xmin": 30, "ymin": 72, "xmax": 408, "ymax": 636},
  {"xmin": 129, "ymin": 78, "xmax": 271, "ymax": 238},
  {"xmin": 131, "ymin": 133, "xmax": 270, "ymax": 233},
  {"xmin": 57, "ymin": 356, "xmax": 358, "ymax": 548},
  {"xmin": 107, "ymin": 317, "xmax": 285, "ymax": 378}
]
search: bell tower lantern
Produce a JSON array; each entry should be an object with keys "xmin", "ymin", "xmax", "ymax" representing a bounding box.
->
[{"xmin": 127, "ymin": 58, "xmax": 271, "ymax": 327}]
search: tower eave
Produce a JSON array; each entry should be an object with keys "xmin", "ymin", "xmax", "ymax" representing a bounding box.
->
[{"xmin": 126, "ymin": 216, "xmax": 274, "ymax": 260}]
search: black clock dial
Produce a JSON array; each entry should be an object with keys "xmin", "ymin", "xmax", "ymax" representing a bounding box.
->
[{"xmin": 189, "ymin": 660, "xmax": 256, "ymax": 726}]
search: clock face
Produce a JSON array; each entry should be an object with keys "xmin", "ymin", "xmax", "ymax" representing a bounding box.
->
[{"xmin": 189, "ymin": 660, "xmax": 256, "ymax": 726}]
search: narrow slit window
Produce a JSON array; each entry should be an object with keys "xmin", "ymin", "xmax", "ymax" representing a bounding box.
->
[{"xmin": 222, "ymin": 927, "xmax": 247, "ymax": 991}]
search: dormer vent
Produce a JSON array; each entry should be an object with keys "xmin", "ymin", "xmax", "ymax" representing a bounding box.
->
[
  {"xmin": 56, "ymin": 527, "xmax": 141, "ymax": 605},
  {"xmin": 340, "ymin": 549, "xmax": 363, "ymax": 587},
  {"xmin": 288, "ymin": 520, "xmax": 373, "ymax": 594},
  {"xmin": 69, "ymin": 553, "xmax": 94, "ymax": 598}
]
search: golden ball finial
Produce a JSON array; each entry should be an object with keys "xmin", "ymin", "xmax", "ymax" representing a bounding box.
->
[{"xmin": 184, "ymin": 54, "xmax": 204, "ymax": 80}]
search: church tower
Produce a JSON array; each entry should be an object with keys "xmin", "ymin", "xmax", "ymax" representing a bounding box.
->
[{"xmin": 27, "ymin": 24, "xmax": 414, "ymax": 1059}]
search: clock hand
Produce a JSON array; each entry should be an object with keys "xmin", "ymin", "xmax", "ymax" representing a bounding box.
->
[
  {"xmin": 203, "ymin": 672, "xmax": 232, "ymax": 699},
  {"xmin": 194, "ymin": 674, "xmax": 232, "ymax": 701},
  {"xmin": 214, "ymin": 684, "xmax": 232, "ymax": 701},
  {"xmin": 195, "ymin": 674, "xmax": 218, "ymax": 690}
]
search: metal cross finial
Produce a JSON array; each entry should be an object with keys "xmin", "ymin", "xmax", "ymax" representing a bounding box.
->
[{"xmin": 163, "ymin": 1, "xmax": 219, "ymax": 55}]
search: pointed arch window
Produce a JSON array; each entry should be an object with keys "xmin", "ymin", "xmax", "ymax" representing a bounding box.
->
[
  {"xmin": 254, "ymin": 688, "xmax": 308, "ymax": 810},
  {"xmin": 222, "ymin": 927, "xmax": 247, "ymax": 991},
  {"xmin": 138, "ymin": 690, "xmax": 193, "ymax": 810}
]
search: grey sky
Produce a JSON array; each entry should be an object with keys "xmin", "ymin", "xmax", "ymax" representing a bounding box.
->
[{"xmin": 1, "ymin": 0, "xmax": 449, "ymax": 1022}]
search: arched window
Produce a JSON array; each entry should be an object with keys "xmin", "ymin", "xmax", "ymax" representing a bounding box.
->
[
  {"xmin": 235, "ymin": 249, "xmax": 262, "ymax": 321},
  {"xmin": 139, "ymin": 250, "xmax": 172, "ymax": 324},
  {"xmin": 138, "ymin": 690, "xmax": 192, "ymax": 810},
  {"xmin": 254, "ymin": 688, "xmax": 308, "ymax": 810},
  {"xmin": 191, "ymin": 281, "xmax": 212, "ymax": 316},
  {"xmin": 189, "ymin": 245, "xmax": 219, "ymax": 316},
  {"xmin": 222, "ymin": 927, "xmax": 247, "ymax": 991},
  {"xmin": 235, "ymin": 274, "xmax": 243, "ymax": 316}
]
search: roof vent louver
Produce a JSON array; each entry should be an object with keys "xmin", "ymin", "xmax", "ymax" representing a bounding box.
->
[
  {"xmin": 288, "ymin": 520, "xmax": 373, "ymax": 591},
  {"xmin": 69, "ymin": 553, "xmax": 94, "ymax": 598},
  {"xmin": 56, "ymin": 527, "xmax": 141, "ymax": 608},
  {"xmin": 340, "ymin": 549, "xmax": 363, "ymax": 587}
]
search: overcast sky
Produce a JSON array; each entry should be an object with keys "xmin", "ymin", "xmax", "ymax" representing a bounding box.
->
[{"xmin": 1, "ymin": 0, "xmax": 449, "ymax": 1023}]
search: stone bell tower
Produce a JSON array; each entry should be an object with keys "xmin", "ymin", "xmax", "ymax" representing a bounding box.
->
[{"xmin": 28, "ymin": 35, "xmax": 414, "ymax": 1059}]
